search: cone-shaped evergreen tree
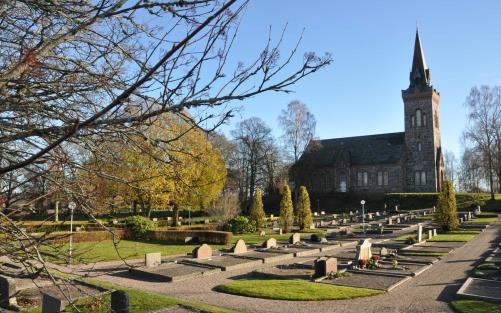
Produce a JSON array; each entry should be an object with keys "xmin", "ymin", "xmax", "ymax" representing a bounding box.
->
[
  {"xmin": 249, "ymin": 188, "xmax": 266, "ymax": 229},
  {"xmin": 279, "ymin": 185, "xmax": 294, "ymax": 233},
  {"xmin": 296, "ymin": 186, "xmax": 313, "ymax": 230},
  {"xmin": 435, "ymin": 180, "xmax": 459, "ymax": 231}
]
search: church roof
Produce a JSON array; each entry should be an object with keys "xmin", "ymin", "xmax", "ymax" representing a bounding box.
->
[{"xmin": 299, "ymin": 132, "xmax": 406, "ymax": 167}]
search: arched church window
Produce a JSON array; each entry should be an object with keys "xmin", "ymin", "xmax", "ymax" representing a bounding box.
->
[
  {"xmin": 416, "ymin": 109, "xmax": 422, "ymax": 127},
  {"xmin": 423, "ymin": 114, "xmax": 427, "ymax": 126},
  {"xmin": 411, "ymin": 115, "xmax": 415, "ymax": 127},
  {"xmin": 418, "ymin": 142, "xmax": 422, "ymax": 152}
]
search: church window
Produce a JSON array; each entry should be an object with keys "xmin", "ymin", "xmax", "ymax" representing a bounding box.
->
[
  {"xmin": 423, "ymin": 114, "xmax": 427, "ymax": 126},
  {"xmin": 411, "ymin": 115, "xmax": 415, "ymax": 127},
  {"xmin": 415, "ymin": 171, "xmax": 427, "ymax": 185},
  {"xmin": 418, "ymin": 142, "xmax": 422, "ymax": 152},
  {"xmin": 416, "ymin": 109, "xmax": 422, "ymax": 127},
  {"xmin": 358, "ymin": 172, "xmax": 368, "ymax": 186},
  {"xmin": 383, "ymin": 171, "xmax": 389, "ymax": 185}
]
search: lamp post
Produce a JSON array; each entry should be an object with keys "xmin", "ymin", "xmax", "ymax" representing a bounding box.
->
[
  {"xmin": 360, "ymin": 200, "xmax": 366, "ymax": 234},
  {"xmin": 68, "ymin": 201, "xmax": 76, "ymax": 264}
]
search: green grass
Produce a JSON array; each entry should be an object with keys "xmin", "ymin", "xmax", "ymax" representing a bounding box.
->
[
  {"xmin": 451, "ymin": 300, "xmax": 501, "ymax": 313},
  {"xmin": 214, "ymin": 279, "xmax": 383, "ymax": 301},
  {"xmin": 429, "ymin": 234, "xmax": 476, "ymax": 242},
  {"xmin": 21, "ymin": 279, "xmax": 237, "ymax": 313},
  {"xmin": 395, "ymin": 234, "xmax": 428, "ymax": 241},
  {"xmin": 398, "ymin": 251, "xmax": 448, "ymax": 257},
  {"xmin": 45, "ymin": 231, "xmax": 317, "ymax": 263},
  {"xmin": 465, "ymin": 217, "xmax": 498, "ymax": 224},
  {"xmin": 445, "ymin": 230, "xmax": 481, "ymax": 235}
]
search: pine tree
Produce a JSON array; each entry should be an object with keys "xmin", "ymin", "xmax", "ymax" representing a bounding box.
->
[
  {"xmin": 249, "ymin": 188, "xmax": 266, "ymax": 229},
  {"xmin": 279, "ymin": 185, "xmax": 294, "ymax": 233},
  {"xmin": 296, "ymin": 186, "xmax": 313, "ymax": 230},
  {"xmin": 435, "ymin": 180, "xmax": 459, "ymax": 231}
]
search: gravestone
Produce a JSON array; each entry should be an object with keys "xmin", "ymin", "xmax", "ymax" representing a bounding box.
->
[
  {"xmin": 111, "ymin": 290, "xmax": 129, "ymax": 313},
  {"xmin": 167, "ymin": 216, "xmax": 172, "ymax": 221},
  {"xmin": 355, "ymin": 239, "xmax": 372, "ymax": 261},
  {"xmin": 423, "ymin": 211, "xmax": 427, "ymax": 216},
  {"xmin": 349, "ymin": 211, "xmax": 354, "ymax": 216},
  {"xmin": 428, "ymin": 229, "xmax": 433, "ymax": 240},
  {"xmin": 270, "ymin": 214, "xmax": 274, "ymax": 219},
  {"xmin": 112, "ymin": 219, "xmax": 118, "ymax": 225},
  {"xmin": 145, "ymin": 252, "xmax": 161, "ymax": 268},
  {"xmin": 342, "ymin": 218, "xmax": 348, "ymax": 224},
  {"xmin": 42, "ymin": 293, "xmax": 64, "ymax": 313},
  {"xmin": 387, "ymin": 217, "xmax": 393, "ymax": 225},
  {"xmin": 417, "ymin": 224, "xmax": 423, "ymax": 242},
  {"xmin": 380, "ymin": 247, "xmax": 389, "ymax": 257},
  {"xmin": 332, "ymin": 214, "xmax": 338, "ymax": 218},
  {"xmin": 395, "ymin": 205, "xmax": 399, "ymax": 212},
  {"xmin": 375, "ymin": 211, "xmax": 380, "ymax": 217},
  {"xmin": 263, "ymin": 238, "xmax": 277, "ymax": 249},
  {"xmin": 314, "ymin": 212, "xmax": 318, "ymax": 216},
  {"xmin": 0, "ymin": 275, "xmax": 16, "ymax": 307},
  {"xmin": 475, "ymin": 205, "xmax": 481, "ymax": 215},
  {"xmin": 204, "ymin": 219, "xmax": 210, "ymax": 225},
  {"xmin": 193, "ymin": 244, "xmax": 212, "ymax": 259},
  {"xmin": 152, "ymin": 218, "xmax": 158, "ymax": 222},
  {"xmin": 314, "ymin": 257, "xmax": 337, "ymax": 277},
  {"xmin": 433, "ymin": 229, "xmax": 437, "ymax": 236},
  {"xmin": 184, "ymin": 237, "xmax": 193, "ymax": 243},
  {"xmin": 433, "ymin": 206, "xmax": 436, "ymax": 213},
  {"xmin": 231, "ymin": 239, "xmax": 247, "ymax": 254},
  {"xmin": 367, "ymin": 213, "xmax": 373, "ymax": 220},
  {"xmin": 459, "ymin": 217, "xmax": 463, "ymax": 223},
  {"xmin": 321, "ymin": 211, "xmax": 326, "ymax": 215},
  {"xmin": 396, "ymin": 217, "xmax": 401, "ymax": 224},
  {"xmin": 289, "ymin": 233, "xmax": 301, "ymax": 244},
  {"xmin": 259, "ymin": 230, "xmax": 266, "ymax": 237},
  {"xmin": 278, "ymin": 228, "xmax": 283, "ymax": 235},
  {"xmin": 468, "ymin": 211, "xmax": 472, "ymax": 219}
]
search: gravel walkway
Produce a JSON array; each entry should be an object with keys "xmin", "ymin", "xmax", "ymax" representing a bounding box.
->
[{"xmin": 90, "ymin": 222, "xmax": 501, "ymax": 313}]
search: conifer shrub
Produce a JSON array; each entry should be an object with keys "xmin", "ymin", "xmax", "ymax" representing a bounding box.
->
[
  {"xmin": 280, "ymin": 185, "xmax": 294, "ymax": 233},
  {"xmin": 249, "ymin": 188, "xmax": 266, "ymax": 229},
  {"xmin": 296, "ymin": 186, "xmax": 313, "ymax": 230},
  {"xmin": 435, "ymin": 180, "xmax": 459, "ymax": 231}
]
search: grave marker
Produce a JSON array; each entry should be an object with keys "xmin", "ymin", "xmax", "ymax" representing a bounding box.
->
[
  {"xmin": 428, "ymin": 229, "xmax": 433, "ymax": 240},
  {"xmin": 259, "ymin": 230, "xmax": 266, "ymax": 237},
  {"xmin": 314, "ymin": 257, "xmax": 337, "ymax": 277},
  {"xmin": 387, "ymin": 217, "xmax": 393, "ymax": 225},
  {"xmin": 111, "ymin": 290, "xmax": 129, "ymax": 313},
  {"xmin": 193, "ymin": 244, "xmax": 212, "ymax": 259},
  {"xmin": 145, "ymin": 252, "xmax": 161, "ymax": 268},
  {"xmin": 263, "ymin": 238, "xmax": 277, "ymax": 249},
  {"xmin": 231, "ymin": 239, "xmax": 247, "ymax": 254},
  {"xmin": 289, "ymin": 233, "xmax": 301, "ymax": 244},
  {"xmin": 417, "ymin": 224, "xmax": 423, "ymax": 242},
  {"xmin": 355, "ymin": 239, "xmax": 372, "ymax": 261},
  {"xmin": 433, "ymin": 229, "xmax": 437, "ymax": 236},
  {"xmin": 42, "ymin": 293, "xmax": 64, "ymax": 313},
  {"xmin": 0, "ymin": 275, "xmax": 16, "ymax": 307},
  {"xmin": 380, "ymin": 247, "xmax": 389, "ymax": 256}
]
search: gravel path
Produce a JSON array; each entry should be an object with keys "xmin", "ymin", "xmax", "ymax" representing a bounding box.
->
[{"xmin": 91, "ymin": 222, "xmax": 501, "ymax": 313}]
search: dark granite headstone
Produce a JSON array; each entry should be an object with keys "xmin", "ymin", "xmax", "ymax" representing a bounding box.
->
[
  {"xmin": 42, "ymin": 293, "xmax": 65, "ymax": 313},
  {"xmin": 111, "ymin": 290, "xmax": 129, "ymax": 313},
  {"xmin": 314, "ymin": 257, "xmax": 337, "ymax": 277}
]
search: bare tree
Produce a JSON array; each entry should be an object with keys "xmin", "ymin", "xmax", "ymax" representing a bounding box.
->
[
  {"xmin": 463, "ymin": 86, "xmax": 501, "ymax": 199},
  {"xmin": 457, "ymin": 148, "xmax": 485, "ymax": 193},
  {"xmin": 444, "ymin": 150, "xmax": 457, "ymax": 188},
  {"xmin": 0, "ymin": 0, "xmax": 331, "ymax": 304},
  {"xmin": 278, "ymin": 100, "xmax": 316, "ymax": 163}
]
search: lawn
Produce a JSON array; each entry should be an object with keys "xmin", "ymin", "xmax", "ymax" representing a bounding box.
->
[
  {"xmin": 46, "ymin": 231, "xmax": 318, "ymax": 263},
  {"xmin": 465, "ymin": 217, "xmax": 498, "ymax": 224},
  {"xmin": 451, "ymin": 300, "xmax": 501, "ymax": 313},
  {"xmin": 22, "ymin": 279, "xmax": 237, "ymax": 313},
  {"xmin": 214, "ymin": 279, "xmax": 383, "ymax": 301},
  {"xmin": 429, "ymin": 234, "xmax": 476, "ymax": 242},
  {"xmin": 398, "ymin": 251, "xmax": 448, "ymax": 257},
  {"xmin": 395, "ymin": 234, "xmax": 428, "ymax": 241}
]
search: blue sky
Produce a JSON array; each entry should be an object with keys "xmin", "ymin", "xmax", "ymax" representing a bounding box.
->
[{"xmin": 215, "ymin": 1, "xmax": 501, "ymax": 158}]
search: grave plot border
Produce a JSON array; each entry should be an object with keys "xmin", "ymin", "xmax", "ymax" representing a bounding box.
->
[{"xmin": 457, "ymin": 277, "xmax": 501, "ymax": 304}]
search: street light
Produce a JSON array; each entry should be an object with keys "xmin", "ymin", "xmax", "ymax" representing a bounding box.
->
[
  {"xmin": 68, "ymin": 201, "xmax": 76, "ymax": 264},
  {"xmin": 360, "ymin": 200, "xmax": 366, "ymax": 234}
]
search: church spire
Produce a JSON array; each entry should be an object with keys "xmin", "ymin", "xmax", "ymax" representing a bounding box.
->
[{"xmin": 409, "ymin": 27, "xmax": 431, "ymax": 88}]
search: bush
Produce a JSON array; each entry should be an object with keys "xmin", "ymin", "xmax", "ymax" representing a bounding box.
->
[
  {"xmin": 435, "ymin": 180, "xmax": 459, "ymax": 231},
  {"xmin": 296, "ymin": 186, "xmax": 313, "ymax": 230},
  {"xmin": 310, "ymin": 233, "xmax": 325, "ymax": 242},
  {"xmin": 249, "ymin": 188, "xmax": 266, "ymax": 229},
  {"xmin": 125, "ymin": 216, "xmax": 157, "ymax": 239},
  {"xmin": 226, "ymin": 216, "xmax": 257, "ymax": 234},
  {"xmin": 406, "ymin": 237, "xmax": 417, "ymax": 245},
  {"xmin": 279, "ymin": 185, "xmax": 294, "ymax": 233}
]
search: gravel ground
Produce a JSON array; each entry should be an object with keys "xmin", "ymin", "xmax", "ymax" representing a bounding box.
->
[{"xmin": 89, "ymin": 222, "xmax": 501, "ymax": 313}]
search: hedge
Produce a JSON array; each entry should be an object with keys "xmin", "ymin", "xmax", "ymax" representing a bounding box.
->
[
  {"xmin": 45, "ymin": 229, "xmax": 128, "ymax": 244},
  {"xmin": 147, "ymin": 230, "xmax": 232, "ymax": 245}
]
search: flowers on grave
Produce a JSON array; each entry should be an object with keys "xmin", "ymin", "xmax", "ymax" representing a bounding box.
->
[
  {"xmin": 392, "ymin": 259, "xmax": 399, "ymax": 269},
  {"xmin": 367, "ymin": 255, "xmax": 381, "ymax": 269},
  {"xmin": 358, "ymin": 259, "xmax": 368, "ymax": 269}
]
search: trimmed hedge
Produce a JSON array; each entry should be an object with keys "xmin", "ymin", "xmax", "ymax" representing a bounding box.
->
[
  {"xmin": 147, "ymin": 230, "xmax": 232, "ymax": 245},
  {"xmin": 384, "ymin": 193, "xmax": 487, "ymax": 210},
  {"xmin": 45, "ymin": 229, "xmax": 128, "ymax": 244}
]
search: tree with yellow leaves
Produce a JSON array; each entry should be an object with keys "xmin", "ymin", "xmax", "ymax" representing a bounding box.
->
[{"xmin": 249, "ymin": 188, "xmax": 266, "ymax": 229}]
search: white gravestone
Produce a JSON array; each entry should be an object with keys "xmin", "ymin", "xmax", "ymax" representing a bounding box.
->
[
  {"xmin": 145, "ymin": 252, "xmax": 161, "ymax": 268},
  {"xmin": 356, "ymin": 239, "xmax": 372, "ymax": 261}
]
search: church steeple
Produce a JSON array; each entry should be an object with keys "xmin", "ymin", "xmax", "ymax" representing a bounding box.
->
[{"xmin": 409, "ymin": 28, "xmax": 431, "ymax": 88}]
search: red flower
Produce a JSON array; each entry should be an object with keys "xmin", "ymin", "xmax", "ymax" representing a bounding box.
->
[{"xmin": 358, "ymin": 259, "xmax": 368, "ymax": 268}]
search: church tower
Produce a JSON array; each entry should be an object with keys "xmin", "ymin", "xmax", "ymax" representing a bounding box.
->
[{"xmin": 402, "ymin": 29, "xmax": 444, "ymax": 192}]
